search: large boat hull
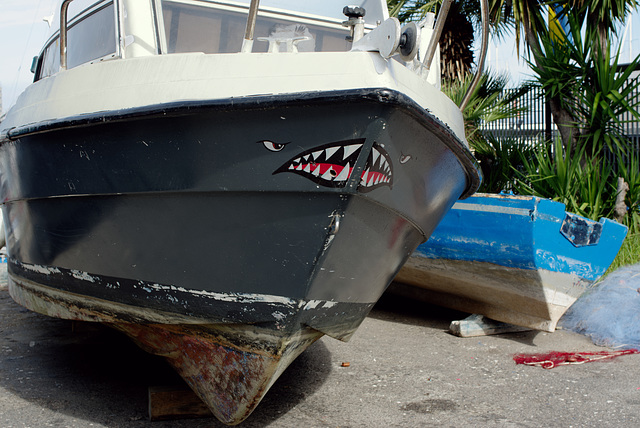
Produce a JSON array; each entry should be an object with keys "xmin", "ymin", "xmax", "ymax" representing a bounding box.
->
[
  {"xmin": 393, "ymin": 194, "xmax": 628, "ymax": 332},
  {"xmin": 1, "ymin": 89, "xmax": 478, "ymax": 423}
]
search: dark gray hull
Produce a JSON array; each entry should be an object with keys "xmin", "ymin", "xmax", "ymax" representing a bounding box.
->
[{"xmin": 0, "ymin": 88, "xmax": 479, "ymax": 423}]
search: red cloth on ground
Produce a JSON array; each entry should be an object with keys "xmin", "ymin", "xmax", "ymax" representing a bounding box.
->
[{"xmin": 513, "ymin": 349, "xmax": 639, "ymax": 369}]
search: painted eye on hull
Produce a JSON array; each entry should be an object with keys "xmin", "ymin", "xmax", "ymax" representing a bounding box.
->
[{"xmin": 260, "ymin": 140, "xmax": 287, "ymax": 152}]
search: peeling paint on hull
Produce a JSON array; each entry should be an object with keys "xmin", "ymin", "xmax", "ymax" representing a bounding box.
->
[
  {"xmin": 7, "ymin": 271, "xmax": 350, "ymax": 424},
  {"xmin": 7, "ymin": 262, "xmax": 375, "ymax": 339}
]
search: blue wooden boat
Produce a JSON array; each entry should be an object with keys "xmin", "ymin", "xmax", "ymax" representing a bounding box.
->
[{"xmin": 393, "ymin": 193, "xmax": 628, "ymax": 332}]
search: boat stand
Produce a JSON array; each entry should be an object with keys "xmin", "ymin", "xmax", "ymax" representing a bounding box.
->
[
  {"xmin": 449, "ymin": 314, "xmax": 532, "ymax": 337},
  {"xmin": 148, "ymin": 385, "xmax": 212, "ymax": 421}
]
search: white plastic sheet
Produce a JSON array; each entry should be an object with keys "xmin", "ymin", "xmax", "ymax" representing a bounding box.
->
[{"xmin": 561, "ymin": 263, "xmax": 640, "ymax": 349}]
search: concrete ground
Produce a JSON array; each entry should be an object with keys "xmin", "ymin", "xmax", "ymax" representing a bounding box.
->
[{"xmin": 1, "ymin": 282, "xmax": 639, "ymax": 428}]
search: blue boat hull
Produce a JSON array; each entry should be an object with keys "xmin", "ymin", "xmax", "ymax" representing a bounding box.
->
[{"xmin": 393, "ymin": 193, "xmax": 628, "ymax": 331}]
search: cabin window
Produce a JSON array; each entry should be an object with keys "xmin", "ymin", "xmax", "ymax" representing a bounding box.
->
[
  {"xmin": 39, "ymin": 40, "xmax": 60, "ymax": 81},
  {"xmin": 160, "ymin": 0, "xmax": 353, "ymax": 54},
  {"xmin": 36, "ymin": 2, "xmax": 116, "ymax": 81},
  {"xmin": 235, "ymin": 0, "xmax": 387, "ymax": 25}
]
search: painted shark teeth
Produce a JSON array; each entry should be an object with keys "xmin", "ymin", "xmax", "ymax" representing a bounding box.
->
[
  {"xmin": 335, "ymin": 162, "xmax": 351, "ymax": 181},
  {"xmin": 325, "ymin": 146, "xmax": 340, "ymax": 159},
  {"xmin": 358, "ymin": 143, "xmax": 393, "ymax": 192},
  {"xmin": 343, "ymin": 144, "xmax": 361, "ymax": 160},
  {"xmin": 273, "ymin": 139, "xmax": 366, "ymax": 188},
  {"xmin": 274, "ymin": 139, "xmax": 393, "ymax": 192}
]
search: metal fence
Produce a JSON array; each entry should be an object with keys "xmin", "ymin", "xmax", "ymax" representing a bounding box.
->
[
  {"xmin": 479, "ymin": 77, "xmax": 640, "ymax": 157},
  {"xmin": 619, "ymin": 73, "xmax": 640, "ymax": 159},
  {"xmin": 480, "ymin": 85, "xmax": 554, "ymax": 145}
]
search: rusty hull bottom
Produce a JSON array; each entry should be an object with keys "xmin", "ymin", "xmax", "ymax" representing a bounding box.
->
[
  {"xmin": 7, "ymin": 274, "xmax": 326, "ymax": 424},
  {"xmin": 115, "ymin": 323, "xmax": 322, "ymax": 425}
]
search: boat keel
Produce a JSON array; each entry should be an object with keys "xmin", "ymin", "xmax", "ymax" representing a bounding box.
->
[
  {"xmin": 114, "ymin": 323, "xmax": 323, "ymax": 425},
  {"xmin": 8, "ymin": 273, "xmax": 328, "ymax": 424}
]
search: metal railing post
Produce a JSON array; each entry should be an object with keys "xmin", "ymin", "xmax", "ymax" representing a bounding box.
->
[
  {"xmin": 459, "ymin": 0, "xmax": 489, "ymax": 111},
  {"xmin": 116, "ymin": 0, "xmax": 126, "ymax": 59},
  {"xmin": 422, "ymin": 0, "xmax": 452, "ymax": 73},
  {"xmin": 241, "ymin": 0, "xmax": 261, "ymax": 53},
  {"xmin": 59, "ymin": 0, "xmax": 75, "ymax": 70}
]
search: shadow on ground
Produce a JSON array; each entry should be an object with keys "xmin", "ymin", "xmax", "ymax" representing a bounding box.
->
[
  {"xmin": 373, "ymin": 285, "xmax": 543, "ymax": 347},
  {"xmin": 0, "ymin": 290, "xmax": 332, "ymax": 427},
  {"xmin": 372, "ymin": 287, "xmax": 470, "ymax": 330}
]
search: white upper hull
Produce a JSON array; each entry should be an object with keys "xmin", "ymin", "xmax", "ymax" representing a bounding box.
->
[{"xmin": 2, "ymin": 51, "xmax": 466, "ymax": 147}]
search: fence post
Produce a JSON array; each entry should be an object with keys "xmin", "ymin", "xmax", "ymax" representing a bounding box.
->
[{"xmin": 545, "ymin": 92, "xmax": 552, "ymax": 142}]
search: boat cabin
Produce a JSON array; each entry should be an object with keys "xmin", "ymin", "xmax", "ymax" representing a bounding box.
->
[{"xmin": 32, "ymin": 0, "xmax": 388, "ymax": 82}]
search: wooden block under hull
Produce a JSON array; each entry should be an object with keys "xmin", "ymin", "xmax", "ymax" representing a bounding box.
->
[
  {"xmin": 449, "ymin": 314, "xmax": 532, "ymax": 337},
  {"xmin": 148, "ymin": 385, "xmax": 212, "ymax": 421}
]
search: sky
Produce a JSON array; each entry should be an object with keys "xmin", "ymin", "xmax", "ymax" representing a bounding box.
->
[
  {"xmin": 2, "ymin": 1, "xmax": 640, "ymax": 114},
  {"xmin": 485, "ymin": 13, "xmax": 640, "ymax": 84},
  {"xmin": 1, "ymin": 0, "xmax": 58, "ymax": 114}
]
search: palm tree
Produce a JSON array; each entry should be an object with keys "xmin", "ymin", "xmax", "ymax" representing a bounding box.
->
[
  {"xmin": 443, "ymin": 70, "xmax": 535, "ymax": 192},
  {"xmin": 389, "ymin": 0, "xmax": 640, "ymax": 151},
  {"xmin": 441, "ymin": 2, "xmax": 475, "ymax": 81},
  {"xmin": 490, "ymin": 0, "xmax": 638, "ymax": 149},
  {"xmin": 568, "ymin": 0, "xmax": 639, "ymax": 57},
  {"xmin": 388, "ymin": 0, "xmax": 508, "ymax": 83}
]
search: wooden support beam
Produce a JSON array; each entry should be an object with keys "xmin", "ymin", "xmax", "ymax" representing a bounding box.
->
[
  {"xmin": 148, "ymin": 385, "xmax": 213, "ymax": 421},
  {"xmin": 449, "ymin": 314, "xmax": 531, "ymax": 337}
]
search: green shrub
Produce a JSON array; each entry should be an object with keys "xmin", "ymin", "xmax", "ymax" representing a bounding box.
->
[
  {"xmin": 514, "ymin": 138, "xmax": 617, "ymax": 221},
  {"xmin": 472, "ymin": 135, "xmax": 537, "ymax": 193}
]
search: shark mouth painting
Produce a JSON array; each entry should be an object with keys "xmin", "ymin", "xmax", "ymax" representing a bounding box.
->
[{"xmin": 273, "ymin": 138, "xmax": 393, "ymax": 192}]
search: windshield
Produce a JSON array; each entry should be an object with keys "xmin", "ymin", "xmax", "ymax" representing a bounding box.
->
[
  {"xmin": 35, "ymin": 1, "xmax": 116, "ymax": 80},
  {"xmin": 230, "ymin": 0, "xmax": 388, "ymax": 25},
  {"xmin": 161, "ymin": 0, "xmax": 380, "ymax": 54}
]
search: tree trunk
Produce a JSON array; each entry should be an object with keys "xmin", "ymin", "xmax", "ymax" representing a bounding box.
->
[
  {"xmin": 614, "ymin": 177, "xmax": 629, "ymax": 223},
  {"xmin": 522, "ymin": 14, "xmax": 579, "ymax": 148},
  {"xmin": 548, "ymin": 96, "xmax": 580, "ymax": 148}
]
